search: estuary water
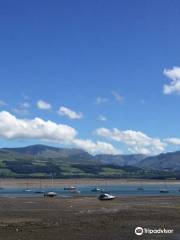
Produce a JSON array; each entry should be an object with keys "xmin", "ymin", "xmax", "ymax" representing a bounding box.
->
[{"xmin": 0, "ymin": 183, "xmax": 180, "ymax": 197}]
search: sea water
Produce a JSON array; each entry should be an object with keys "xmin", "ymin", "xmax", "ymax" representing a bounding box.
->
[{"xmin": 0, "ymin": 183, "xmax": 180, "ymax": 197}]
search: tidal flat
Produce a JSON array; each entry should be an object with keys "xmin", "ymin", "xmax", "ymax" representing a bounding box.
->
[{"xmin": 0, "ymin": 195, "xmax": 179, "ymax": 240}]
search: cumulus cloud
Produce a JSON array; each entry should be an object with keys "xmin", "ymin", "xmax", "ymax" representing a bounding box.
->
[
  {"xmin": 73, "ymin": 139, "xmax": 121, "ymax": 155},
  {"xmin": 0, "ymin": 111, "xmax": 76, "ymax": 142},
  {"xmin": 164, "ymin": 138, "xmax": 180, "ymax": 145},
  {"xmin": 95, "ymin": 128, "xmax": 166, "ymax": 155},
  {"xmin": 95, "ymin": 97, "xmax": 109, "ymax": 104},
  {"xmin": 111, "ymin": 91, "xmax": 123, "ymax": 103},
  {"xmin": 163, "ymin": 67, "xmax": 180, "ymax": 95},
  {"xmin": 0, "ymin": 111, "xmax": 119, "ymax": 155},
  {"xmin": 37, "ymin": 100, "xmax": 52, "ymax": 110},
  {"xmin": 58, "ymin": 106, "xmax": 83, "ymax": 119},
  {"xmin": 99, "ymin": 115, "xmax": 107, "ymax": 121}
]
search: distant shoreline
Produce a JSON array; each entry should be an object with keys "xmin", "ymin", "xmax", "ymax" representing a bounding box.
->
[{"xmin": 0, "ymin": 178, "xmax": 180, "ymax": 188}]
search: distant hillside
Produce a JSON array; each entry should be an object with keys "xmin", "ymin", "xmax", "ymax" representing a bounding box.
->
[
  {"xmin": 137, "ymin": 151, "xmax": 180, "ymax": 171},
  {"xmin": 94, "ymin": 154, "xmax": 146, "ymax": 166},
  {"xmin": 0, "ymin": 144, "xmax": 179, "ymax": 179},
  {"xmin": 3, "ymin": 144, "xmax": 92, "ymax": 160}
]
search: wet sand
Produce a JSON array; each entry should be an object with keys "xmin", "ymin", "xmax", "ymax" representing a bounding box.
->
[
  {"xmin": 1, "ymin": 178, "xmax": 180, "ymax": 188},
  {"xmin": 0, "ymin": 196, "xmax": 179, "ymax": 240}
]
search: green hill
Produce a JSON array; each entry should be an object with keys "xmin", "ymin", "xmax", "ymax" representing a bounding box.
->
[{"xmin": 0, "ymin": 144, "xmax": 179, "ymax": 179}]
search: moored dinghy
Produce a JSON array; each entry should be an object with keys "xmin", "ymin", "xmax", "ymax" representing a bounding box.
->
[
  {"xmin": 44, "ymin": 191, "xmax": 57, "ymax": 197},
  {"xmin": 160, "ymin": 189, "xmax": 169, "ymax": 193},
  {"xmin": 91, "ymin": 187, "xmax": 101, "ymax": 192},
  {"xmin": 23, "ymin": 179, "xmax": 32, "ymax": 192},
  {"xmin": 98, "ymin": 193, "xmax": 115, "ymax": 201},
  {"xmin": 137, "ymin": 181, "xmax": 144, "ymax": 191},
  {"xmin": 44, "ymin": 173, "xmax": 57, "ymax": 197},
  {"xmin": 160, "ymin": 182, "xmax": 169, "ymax": 193},
  {"xmin": 64, "ymin": 186, "xmax": 76, "ymax": 191}
]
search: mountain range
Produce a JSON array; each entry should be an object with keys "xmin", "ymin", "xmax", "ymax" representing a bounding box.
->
[{"xmin": 0, "ymin": 144, "xmax": 179, "ymax": 179}]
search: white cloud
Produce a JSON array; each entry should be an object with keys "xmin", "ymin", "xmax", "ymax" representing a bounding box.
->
[
  {"xmin": 13, "ymin": 102, "xmax": 30, "ymax": 115},
  {"xmin": 99, "ymin": 115, "xmax": 107, "ymax": 121},
  {"xmin": 164, "ymin": 138, "xmax": 180, "ymax": 145},
  {"xmin": 73, "ymin": 139, "xmax": 121, "ymax": 155},
  {"xmin": 163, "ymin": 67, "xmax": 180, "ymax": 95},
  {"xmin": 0, "ymin": 111, "xmax": 119, "ymax": 155},
  {"xmin": 58, "ymin": 106, "xmax": 83, "ymax": 119},
  {"xmin": 111, "ymin": 91, "xmax": 123, "ymax": 103},
  {"xmin": 95, "ymin": 97, "xmax": 109, "ymax": 104},
  {"xmin": 0, "ymin": 111, "xmax": 76, "ymax": 143},
  {"xmin": 95, "ymin": 128, "xmax": 166, "ymax": 155},
  {"xmin": 21, "ymin": 102, "xmax": 30, "ymax": 108},
  {"xmin": 37, "ymin": 100, "xmax": 52, "ymax": 110}
]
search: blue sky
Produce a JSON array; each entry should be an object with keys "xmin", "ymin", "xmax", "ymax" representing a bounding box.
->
[{"xmin": 1, "ymin": 0, "xmax": 180, "ymax": 155}]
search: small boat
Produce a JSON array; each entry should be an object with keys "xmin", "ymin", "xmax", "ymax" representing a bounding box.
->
[
  {"xmin": 91, "ymin": 187, "xmax": 101, "ymax": 192},
  {"xmin": 44, "ymin": 191, "xmax": 57, "ymax": 197},
  {"xmin": 160, "ymin": 189, "xmax": 169, "ymax": 193},
  {"xmin": 137, "ymin": 182, "xmax": 144, "ymax": 191},
  {"xmin": 34, "ymin": 190, "xmax": 44, "ymax": 194},
  {"xmin": 98, "ymin": 193, "xmax": 115, "ymax": 201},
  {"xmin": 70, "ymin": 189, "xmax": 81, "ymax": 194},
  {"xmin": 64, "ymin": 186, "xmax": 76, "ymax": 191},
  {"xmin": 24, "ymin": 188, "xmax": 32, "ymax": 192},
  {"xmin": 34, "ymin": 180, "xmax": 44, "ymax": 193},
  {"xmin": 160, "ymin": 182, "xmax": 169, "ymax": 193},
  {"xmin": 23, "ymin": 179, "xmax": 32, "ymax": 192}
]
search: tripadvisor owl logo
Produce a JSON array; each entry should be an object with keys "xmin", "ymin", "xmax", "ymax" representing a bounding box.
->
[
  {"xmin": 135, "ymin": 227, "xmax": 143, "ymax": 236},
  {"xmin": 135, "ymin": 226, "xmax": 174, "ymax": 236}
]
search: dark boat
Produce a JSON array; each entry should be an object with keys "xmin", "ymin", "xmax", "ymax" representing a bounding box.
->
[
  {"xmin": 34, "ymin": 180, "xmax": 44, "ymax": 194},
  {"xmin": 160, "ymin": 189, "xmax": 169, "ymax": 193},
  {"xmin": 64, "ymin": 186, "xmax": 76, "ymax": 190},
  {"xmin": 34, "ymin": 190, "xmax": 44, "ymax": 194}
]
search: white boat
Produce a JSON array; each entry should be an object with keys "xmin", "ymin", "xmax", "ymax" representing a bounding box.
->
[
  {"xmin": 43, "ymin": 174, "xmax": 57, "ymax": 197},
  {"xmin": 98, "ymin": 193, "xmax": 115, "ymax": 201},
  {"xmin": 23, "ymin": 179, "xmax": 32, "ymax": 192},
  {"xmin": 24, "ymin": 189, "xmax": 32, "ymax": 192},
  {"xmin": 160, "ymin": 182, "xmax": 169, "ymax": 193},
  {"xmin": 44, "ymin": 191, "xmax": 57, "ymax": 197},
  {"xmin": 91, "ymin": 187, "xmax": 101, "ymax": 192}
]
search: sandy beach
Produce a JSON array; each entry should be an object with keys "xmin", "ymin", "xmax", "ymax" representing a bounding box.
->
[
  {"xmin": 0, "ymin": 178, "xmax": 180, "ymax": 188},
  {"xmin": 0, "ymin": 195, "xmax": 179, "ymax": 240}
]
